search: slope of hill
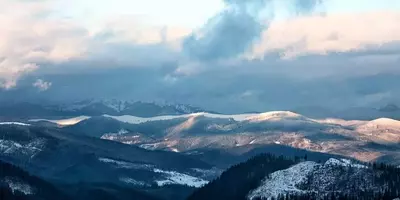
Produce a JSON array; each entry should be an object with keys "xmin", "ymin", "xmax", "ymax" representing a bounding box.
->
[
  {"xmin": 0, "ymin": 123, "xmax": 219, "ymax": 200},
  {"xmin": 188, "ymin": 154, "xmax": 400, "ymax": 200},
  {"xmin": 0, "ymin": 159, "xmax": 164, "ymax": 200},
  {"xmin": 0, "ymin": 159, "xmax": 69, "ymax": 200}
]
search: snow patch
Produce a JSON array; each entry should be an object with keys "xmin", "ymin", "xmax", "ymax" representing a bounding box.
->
[
  {"xmin": 98, "ymin": 158, "xmax": 208, "ymax": 188},
  {"xmin": 191, "ymin": 168, "xmax": 216, "ymax": 174},
  {"xmin": 29, "ymin": 116, "xmax": 90, "ymax": 126},
  {"xmin": 153, "ymin": 168, "xmax": 208, "ymax": 188},
  {"xmin": 325, "ymin": 158, "xmax": 368, "ymax": 169},
  {"xmin": 100, "ymin": 129, "xmax": 129, "ymax": 140},
  {"xmin": 139, "ymin": 143, "xmax": 161, "ymax": 150},
  {"xmin": 119, "ymin": 177, "xmax": 149, "ymax": 187},
  {"xmin": 98, "ymin": 158, "xmax": 154, "ymax": 170},
  {"xmin": 369, "ymin": 118, "xmax": 400, "ymax": 128},
  {"xmin": 103, "ymin": 114, "xmax": 188, "ymax": 124},
  {"xmin": 0, "ymin": 139, "xmax": 46, "ymax": 158},
  {"xmin": 0, "ymin": 122, "xmax": 30, "ymax": 126},
  {"xmin": 5, "ymin": 178, "xmax": 34, "ymax": 195},
  {"xmin": 246, "ymin": 111, "xmax": 306, "ymax": 122},
  {"xmin": 103, "ymin": 111, "xmax": 307, "ymax": 125},
  {"xmin": 190, "ymin": 168, "xmax": 221, "ymax": 178},
  {"xmin": 170, "ymin": 147, "xmax": 180, "ymax": 152}
]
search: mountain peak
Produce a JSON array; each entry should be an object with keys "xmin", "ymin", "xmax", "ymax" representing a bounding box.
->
[
  {"xmin": 246, "ymin": 111, "xmax": 305, "ymax": 122},
  {"xmin": 369, "ymin": 118, "xmax": 400, "ymax": 127}
]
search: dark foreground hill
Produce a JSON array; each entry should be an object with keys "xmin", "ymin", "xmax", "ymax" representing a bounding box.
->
[{"xmin": 188, "ymin": 154, "xmax": 400, "ymax": 200}]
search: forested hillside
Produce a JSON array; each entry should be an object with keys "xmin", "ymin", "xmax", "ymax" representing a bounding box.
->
[{"xmin": 188, "ymin": 154, "xmax": 400, "ymax": 200}]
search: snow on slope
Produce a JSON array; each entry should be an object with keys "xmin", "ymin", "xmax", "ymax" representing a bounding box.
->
[
  {"xmin": 119, "ymin": 177, "xmax": 149, "ymax": 186},
  {"xmin": 248, "ymin": 161, "xmax": 318, "ymax": 200},
  {"xmin": 248, "ymin": 158, "xmax": 370, "ymax": 200},
  {"xmin": 98, "ymin": 157, "xmax": 209, "ymax": 188},
  {"xmin": 103, "ymin": 111, "xmax": 308, "ymax": 124},
  {"xmin": 26, "ymin": 111, "xmax": 400, "ymax": 146},
  {"xmin": 365, "ymin": 118, "xmax": 400, "ymax": 128},
  {"xmin": 246, "ymin": 111, "xmax": 308, "ymax": 122},
  {"xmin": 354, "ymin": 118, "xmax": 400, "ymax": 142},
  {"xmin": 103, "ymin": 112, "xmax": 251, "ymax": 124},
  {"xmin": 29, "ymin": 116, "xmax": 90, "ymax": 126},
  {"xmin": 153, "ymin": 168, "xmax": 208, "ymax": 188},
  {"xmin": 0, "ymin": 139, "xmax": 46, "ymax": 158},
  {"xmin": 325, "ymin": 158, "xmax": 367, "ymax": 169},
  {"xmin": 98, "ymin": 157, "xmax": 154, "ymax": 170},
  {"xmin": 0, "ymin": 122, "xmax": 30, "ymax": 126},
  {"xmin": 4, "ymin": 177, "xmax": 34, "ymax": 195},
  {"xmin": 26, "ymin": 111, "xmax": 400, "ymax": 129},
  {"xmin": 100, "ymin": 129, "xmax": 131, "ymax": 140},
  {"xmin": 315, "ymin": 118, "xmax": 366, "ymax": 126}
]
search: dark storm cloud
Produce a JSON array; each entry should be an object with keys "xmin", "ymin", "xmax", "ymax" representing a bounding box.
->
[
  {"xmin": 182, "ymin": 0, "xmax": 267, "ymax": 61},
  {"xmin": 182, "ymin": 0, "xmax": 323, "ymax": 61},
  {"xmin": 5, "ymin": 46, "xmax": 398, "ymax": 114}
]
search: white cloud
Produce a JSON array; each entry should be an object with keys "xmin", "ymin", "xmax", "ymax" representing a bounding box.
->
[
  {"xmin": 33, "ymin": 79, "xmax": 52, "ymax": 91},
  {"xmin": 0, "ymin": 0, "xmax": 194, "ymax": 89},
  {"xmin": 95, "ymin": 16, "xmax": 191, "ymax": 45},
  {"xmin": 0, "ymin": 0, "xmax": 88, "ymax": 89},
  {"xmin": 247, "ymin": 11, "xmax": 400, "ymax": 59}
]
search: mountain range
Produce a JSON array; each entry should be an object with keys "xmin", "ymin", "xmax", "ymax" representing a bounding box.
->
[
  {"xmin": 24, "ymin": 110, "xmax": 400, "ymax": 166},
  {"xmin": 1, "ymin": 100, "xmax": 400, "ymax": 120},
  {"xmin": 0, "ymin": 100, "xmax": 207, "ymax": 118},
  {"xmin": 1, "ymin": 100, "xmax": 400, "ymax": 199}
]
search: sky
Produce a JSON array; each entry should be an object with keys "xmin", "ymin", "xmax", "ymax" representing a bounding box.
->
[{"xmin": 1, "ymin": 0, "xmax": 400, "ymax": 113}]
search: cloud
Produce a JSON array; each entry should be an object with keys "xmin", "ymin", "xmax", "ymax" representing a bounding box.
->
[
  {"xmin": 1, "ymin": 0, "xmax": 400, "ymax": 115},
  {"xmin": 0, "ymin": 58, "xmax": 38, "ymax": 89},
  {"xmin": 0, "ymin": 0, "xmax": 194, "ymax": 89},
  {"xmin": 182, "ymin": 0, "xmax": 266, "ymax": 61},
  {"xmin": 33, "ymin": 79, "xmax": 52, "ymax": 91},
  {"xmin": 181, "ymin": 0, "xmax": 323, "ymax": 62},
  {"xmin": 0, "ymin": 0, "xmax": 88, "ymax": 89},
  {"xmin": 93, "ymin": 16, "xmax": 191, "ymax": 47},
  {"xmin": 248, "ymin": 11, "xmax": 400, "ymax": 58}
]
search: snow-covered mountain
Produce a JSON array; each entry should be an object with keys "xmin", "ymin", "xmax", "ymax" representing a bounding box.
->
[
  {"xmin": 59, "ymin": 99, "xmax": 206, "ymax": 116},
  {"xmin": 30, "ymin": 111, "xmax": 314, "ymax": 126},
  {"xmin": 3, "ymin": 108, "xmax": 400, "ymax": 199},
  {"xmin": 28, "ymin": 111, "xmax": 400, "ymax": 165},
  {"xmin": 0, "ymin": 100, "xmax": 207, "ymax": 118}
]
